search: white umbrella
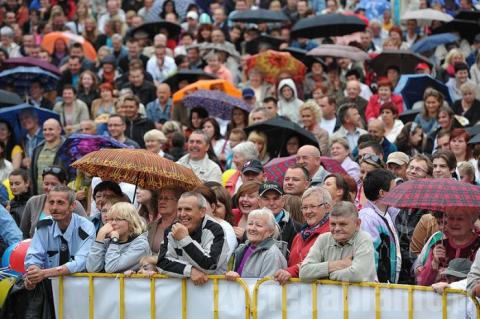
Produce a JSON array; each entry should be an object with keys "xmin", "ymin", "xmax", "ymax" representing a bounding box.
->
[{"xmin": 401, "ymin": 9, "xmax": 453, "ymax": 26}]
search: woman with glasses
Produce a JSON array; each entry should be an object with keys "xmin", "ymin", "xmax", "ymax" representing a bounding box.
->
[
  {"xmin": 274, "ymin": 187, "xmax": 333, "ymax": 284},
  {"xmin": 20, "ymin": 165, "xmax": 86, "ymax": 238},
  {"xmin": 395, "ymin": 122, "xmax": 428, "ymax": 157},
  {"xmin": 87, "ymin": 202, "xmax": 150, "ymax": 273}
]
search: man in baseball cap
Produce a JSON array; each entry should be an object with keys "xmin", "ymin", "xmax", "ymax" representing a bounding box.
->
[
  {"xmin": 241, "ymin": 160, "xmax": 265, "ymax": 183},
  {"xmin": 386, "ymin": 151, "xmax": 409, "ymax": 183}
]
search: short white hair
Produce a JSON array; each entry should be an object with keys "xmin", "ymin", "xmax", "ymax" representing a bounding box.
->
[
  {"xmin": 233, "ymin": 141, "xmax": 259, "ymax": 161},
  {"xmin": 302, "ymin": 186, "xmax": 333, "ymax": 206},
  {"xmin": 248, "ymin": 208, "xmax": 279, "ymax": 238}
]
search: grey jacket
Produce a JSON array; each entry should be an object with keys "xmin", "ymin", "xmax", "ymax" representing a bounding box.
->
[
  {"xmin": 86, "ymin": 232, "xmax": 150, "ymax": 273},
  {"xmin": 232, "ymin": 237, "xmax": 287, "ymax": 278},
  {"xmin": 20, "ymin": 194, "xmax": 86, "ymax": 239}
]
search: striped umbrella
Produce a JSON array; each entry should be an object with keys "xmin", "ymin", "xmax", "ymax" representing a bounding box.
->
[
  {"xmin": 72, "ymin": 148, "xmax": 201, "ymax": 191},
  {"xmin": 0, "ymin": 66, "xmax": 59, "ymax": 92}
]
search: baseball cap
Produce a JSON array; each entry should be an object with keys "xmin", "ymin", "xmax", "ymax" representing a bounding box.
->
[
  {"xmin": 242, "ymin": 160, "xmax": 263, "ymax": 174},
  {"xmin": 187, "ymin": 11, "xmax": 198, "ymax": 20},
  {"xmin": 259, "ymin": 181, "xmax": 284, "ymax": 196},
  {"xmin": 242, "ymin": 87, "xmax": 255, "ymax": 99},
  {"xmin": 386, "ymin": 152, "xmax": 409, "ymax": 166},
  {"xmin": 440, "ymin": 258, "xmax": 472, "ymax": 279},
  {"xmin": 415, "ymin": 63, "xmax": 430, "ymax": 71}
]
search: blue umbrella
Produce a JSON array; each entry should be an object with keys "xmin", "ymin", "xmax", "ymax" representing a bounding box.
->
[
  {"xmin": 410, "ymin": 33, "xmax": 459, "ymax": 54},
  {"xmin": 183, "ymin": 90, "xmax": 251, "ymax": 120},
  {"xmin": 394, "ymin": 74, "xmax": 452, "ymax": 110},
  {"xmin": 0, "ymin": 66, "xmax": 59, "ymax": 93},
  {"xmin": 0, "ymin": 104, "xmax": 60, "ymax": 144}
]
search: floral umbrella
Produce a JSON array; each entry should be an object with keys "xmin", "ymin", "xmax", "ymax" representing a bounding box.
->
[{"xmin": 245, "ymin": 50, "xmax": 307, "ymax": 84}]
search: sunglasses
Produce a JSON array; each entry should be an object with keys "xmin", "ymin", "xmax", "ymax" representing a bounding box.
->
[
  {"xmin": 42, "ymin": 166, "xmax": 63, "ymax": 175},
  {"xmin": 360, "ymin": 154, "xmax": 384, "ymax": 168}
]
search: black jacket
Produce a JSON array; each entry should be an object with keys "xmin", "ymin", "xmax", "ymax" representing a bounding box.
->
[
  {"xmin": 121, "ymin": 80, "xmax": 157, "ymax": 106},
  {"xmin": 125, "ymin": 116, "xmax": 155, "ymax": 149}
]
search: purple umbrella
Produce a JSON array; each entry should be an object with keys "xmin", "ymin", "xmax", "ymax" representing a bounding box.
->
[
  {"xmin": 183, "ymin": 90, "xmax": 251, "ymax": 120},
  {"xmin": 2, "ymin": 57, "xmax": 61, "ymax": 76}
]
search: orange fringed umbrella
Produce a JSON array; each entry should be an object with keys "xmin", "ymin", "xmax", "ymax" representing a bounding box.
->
[
  {"xmin": 42, "ymin": 32, "xmax": 97, "ymax": 61},
  {"xmin": 245, "ymin": 50, "xmax": 307, "ymax": 84},
  {"xmin": 71, "ymin": 149, "xmax": 201, "ymax": 191},
  {"xmin": 172, "ymin": 79, "xmax": 241, "ymax": 103}
]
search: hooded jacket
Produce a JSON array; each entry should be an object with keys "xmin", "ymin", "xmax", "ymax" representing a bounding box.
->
[{"xmin": 277, "ymin": 79, "xmax": 304, "ymax": 124}]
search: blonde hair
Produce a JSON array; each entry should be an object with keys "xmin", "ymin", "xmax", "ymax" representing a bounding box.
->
[
  {"xmin": 299, "ymin": 100, "xmax": 322, "ymax": 123},
  {"xmin": 144, "ymin": 129, "xmax": 167, "ymax": 143},
  {"xmin": 330, "ymin": 137, "xmax": 350, "ymax": 151},
  {"xmin": 443, "ymin": 49, "xmax": 465, "ymax": 69},
  {"xmin": 460, "ymin": 82, "xmax": 477, "ymax": 96},
  {"xmin": 108, "ymin": 202, "xmax": 147, "ymax": 236},
  {"xmin": 248, "ymin": 130, "xmax": 268, "ymax": 161}
]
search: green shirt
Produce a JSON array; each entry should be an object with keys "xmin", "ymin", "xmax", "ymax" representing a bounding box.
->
[{"xmin": 36, "ymin": 143, "xmax": 61, "ymax": 194}]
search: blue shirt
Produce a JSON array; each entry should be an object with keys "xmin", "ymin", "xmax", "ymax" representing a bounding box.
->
[
  {"xmin": 0, "ymin": 205, "xmax": 22, "ymax": 247},
  {"xmin": 146, "ymin": 98, "xmax": 172, "ymax": 124},
  {"xmin": 25, "ymin": 214, "xmax": 95, "ymax": 273}
]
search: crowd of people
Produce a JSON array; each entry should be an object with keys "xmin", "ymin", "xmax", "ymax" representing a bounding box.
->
[{"xmin": 1, "ymin": 0, "xmax": 480, "ymax": 316}]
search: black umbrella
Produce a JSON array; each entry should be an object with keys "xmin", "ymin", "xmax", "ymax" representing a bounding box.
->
[
  {"xmin": 230, "ymin": 9, "xmax": 290, "ymax": 23},
  {"xmin": 0, "ymin": 89, "xmax": 22, "ymax": 107},
  {"xmin": 244, "ymin": 117, "xmax": 319, "ymax": 158},
  {"xmin": 465, "ymin": 124, "xmax": 480, "ymax": 137},
  {"xmin": 281, "ymin": 47, "xmax": 325, "ymax": 69},
  {"xmin": 369, "ymin": 50, "xmax": 432, "ymax": 76},
  {"xmin": 455, "ymin": 10, "xmax": 480, "ymax": 21},
  {"xmin": 130, "ymin": 20, "xmax": 181, "ymax": 40},
  {"xmin": 162, "ymin": 69, "xmax": 217, "ymax": 93},
  {"xmin": 291, "ymin": 14, "xmax": 367, "ymax": 39},
  {"xmin": 245, "ymin": 35, "xmax": 286, "ymax": 55},
  {"xmin": 398, "ymin": 109, "xmax": 420, "ymax": 124},
  {"xmin": 431, "ymin": 19, "xmax": 480, "ymax": 42}
]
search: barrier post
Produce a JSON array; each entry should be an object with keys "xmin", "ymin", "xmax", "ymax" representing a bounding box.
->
[
  {"xmin": 150, "ymin": 277, "xmax": 155, "ymax": 319},
  {"xmin": 88, "ymin": 276, "xmax": 94, "ymax": 319},
  {"xmin": 408, "ymin": 286, "xmax": 414, "ymax": 319},
  {"xmin": 311, "ymin": 282, "xmax": 317, "ymax": 319},
  {"xmin": 342, "ymin": 283, "xmax": 349, "ymax": 319},
  {"xmin": 182, "ymin": 278, "xmax": 187, "ymax": 319},
  {"xmin": 58, "ymin": 276, "xmax": 64, "ymax": 319},
  {"xmin": 213, "ymin": 278, "xmax": 219, "ymax": 319},
  {"xmin": 119, "ymin": 276, "xmax": 125, "ymax": 319},
  {"xmin": 375, "ymin": 286, "xmax": 380, "ymax": 319}
]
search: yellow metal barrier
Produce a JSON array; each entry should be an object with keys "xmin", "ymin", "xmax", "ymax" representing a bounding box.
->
[
  {"xmin": 55, "ymin": 273, "xmax": 251, "ymax": 319},
  {"xmin": 252, "ymin": 278, "xmax": 480, "ymax": 319}
]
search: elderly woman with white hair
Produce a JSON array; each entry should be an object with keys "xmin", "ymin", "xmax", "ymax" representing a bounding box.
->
[
  {"xmin": 223, "ymin": 141, "xmax": 259, "ymax": 196},
  {"xmin": 226, "ymin": 208, "xmax": 287, "ymax": 279},
  {"xmin": 87, "ymin": 202, "xmax": 151, "ymax": 273},
  {"xmin": 144, "ymin": 129, "xmax": 174, "ymax": 160},
  {"xmin": 299, "ymin": 100, "xmax": 329, "ymax": 156}
]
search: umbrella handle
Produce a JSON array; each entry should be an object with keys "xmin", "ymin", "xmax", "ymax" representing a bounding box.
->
[{"xmin": 75, "ymin": 173, "xmax": 82, "ymax": 192}]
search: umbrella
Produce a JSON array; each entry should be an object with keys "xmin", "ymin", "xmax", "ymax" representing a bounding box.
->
[
  {"xmin": 410, "ymin": 33, "xmax": 459, "ymax": 54},
  {"xmin": 245, "ymin": 50, "xmax": 307, "ymax": 85},
  {"xmin": 41, "ymin": 32, "xmax": 97, "ymax": 61},
  {"xmin": 398, "ymin": 108, "xmax": 420, "ymax": 124},
  {"xmin": 162, "ymin": 69, "xmax": 217, "ymax": 92},
  {"xmin": 307, "ymin": 44, "xmax": 370, "ymax": 61},
  {"xmin": 0, "ymin": 104, "xmax": 60, "ymax": 144},
  {"xmin": 130, "ymin": 20, "xmax": 181, "ymax": 40},
  {"xmin": 291, "ymin": 13, "xmax": 367, "ymax": 39},
  {"xmin": 183, "ymin": 90, "xmax": 251, "ymax": 120},
  {"xmin": 380, "ymin": 178, "xmax": 480, "ymax": 212},
  {"xmin": 58, "ymin": 134, "xmax": 130, "ymax": 180},
  {"xmin": 465, "ymin": 124, "xmax": 480, "ymax": 137},
  {"xmin": 400, "ymin": 9, "xmax": 453, "ymax": 26},
  {"xmin": 197, "ymin": 42, "xmax": 241, "ymax": 59},
  {"xmin": 244, "ymin": 117, "xmax": 319, "ymax": 158},
  {"xmin": 244, "ymin": 35, "xmax": 286, "ymax": 55},
  {"xmin": 320, "ymin": 157, "xmax": 347, "ymax": 175},
  {"xmin": 369, "ymin": 50, "xmax": 432, "ymax": 76},
  {"xmin": 2, "ymin": 57, "xmax": 61, "ymax": 76},
  {"xmin": 281, "ymin": 47, "xmax": 325, "ymax": 68},
  {"xmin": 0, "ymin": 90, "xmax": 22, "ymax": 107},
  {"xmin": 71, "ymin": 149, "xmax": 202, "ymax": 191},
  {"xmin": 455, "ymin": 10, "xmax": 480, "ymax": 21},
  {"xmin": 172, "ymin": 79, "xmax": 241, "ymax": 103},
  {"xmin": 230, "ymin": 9, "xmax": 289, "ymax": 23},
  {"xmin": 264, "ymin": 155, "xmax": 297, "ymax": 185},
  {"xmin": 0, "ymin": 66, "xmax": 59, "ymax": 93},
  {"xmin": 394, "ymin": 74, "xmax": 452, "ymax": 109},
  {"xmin": 431, "ymin": 19, "xmax": 480, "ymax": 43}
]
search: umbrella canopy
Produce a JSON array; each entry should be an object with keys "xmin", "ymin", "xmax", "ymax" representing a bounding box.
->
[
  {"xmin": 244, "ymin": 35, "xmax": 286, "ymax": 55},
  {"xmin": 281, "ymin": 47, "xmax": 325, "ymax": 68},
  {"xmin": 230, "ymin": 9, "xmax": 289, "ymax": 23},
  {"xmin": 410, "ymin": 33, "xmax": 459, "ymax": 54},
  {"xmin": 130, "ymin": 21, "xmax": 181, "ymax": 40},
  {"xmin": 380, "ymin": 178, "xmax": 480, "ymax": 212},
  {"xmin": 320, "ymin": 157, "xmax": 347, "ymax": 175},
  {"xmin": 245, "ymin": 50, "xmax": 307, "ymax": 84},
  {"xmin": 455, "ymin": 10, "xmax": 480, "ymax": 21},
  {"xmin": 162, "ymin": 69, "xmax": 217, "ymax": 92},
  {"xmin": 197, "ymin": 42, "xmax": 241, "ymax": 59},
  {"xmin": 172, "ymin": 79, "xmax": 241, "ymax": 103},
  {"xmin": 183, "ymin": 90, "xmax": 251, "ymax": 120},
  {"xmin": 400, "ymin": 9, "xmax": 453, "ymax": 26},
  {"xmin": 0, "ymin": 104, "xmax": 60, "ymax": 144},
  {"xmin": 71, "ymin": 149, "xmax": 202, "ymax": 191},
  {"xmin": 291, "ymin": 13, "xmax": 367, "ymax": 39},
  {"xmin": 0, "ymin": 66, "xmax": 59, "ymax": 93},
  {"xmin": 58, "ymin": 134, "xmax": 130, "ymax": 180},
  {"xmin": 2, "ymin": 57, "xmax": 61, "ymax": 76},
  {"xmin": 431, "ymin": 19, "xmax": 480, "ymax": 43},
  {"xmin": 0, "ymin": 90, "xmax": 22, "ymax": 107},
  {"xmin": 244, "ymin": 117, "xmax": 319, "ymax": 158},
  {"xmin": 307, "ymin": 44, "xmax": 370, "ymax": 61},
  {"xmin": 394, "ymin": 74, "xmax": 452, "ymax": 109},
  {"xmin": 369, "ymin": 50, "xmax": 432, "ymax": 76},
  {"xmin": 398, "ymin": 108, "xmax": 421, "ymax": 124},
  {"xmin": 41, "ymin": 32, "xmax": 97, "ymax": 61},
  {"xmin": 264, "ymin": 155, "xmax": 297, "ymax": 185}
]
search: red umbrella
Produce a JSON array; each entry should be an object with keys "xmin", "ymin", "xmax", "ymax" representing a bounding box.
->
[
  {"xmin": 380, "ymin": 178, "xmax": 480, "ymax": 212},
  {"xmin": 320, "ymin": 157, "xmax": 347, "ymax": 175},
  {"xmin": 264, "ymin": 155, "xmax": 296, "ymax": 185}
]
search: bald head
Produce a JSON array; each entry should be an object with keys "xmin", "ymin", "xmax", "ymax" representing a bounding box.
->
[
  {"xmin": 296, "ymin": 145, "xmax": 321, "ymax": 177},
  {"xmin": 368, "ymin": 119, "xmax": 385, "ymax": 142},
  {"xmin": 156, "ymin": 83, "xmax": 171, "ymax": 103},
  {"xmin": 346, "ymin": 80, "xmax": 361, "ymax": 99},
  {"xmin": 43, "ymin": 118, "xmax": 62, "ymax": 143}
]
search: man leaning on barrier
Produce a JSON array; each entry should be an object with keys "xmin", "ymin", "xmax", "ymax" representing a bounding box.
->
[
  {"xmin": 299, "ymin": 201, "xmax": 377, "ymax": 282},
  {"xmin": 156, "ymin": 191, "xmax": 228, "ymax": 285}
]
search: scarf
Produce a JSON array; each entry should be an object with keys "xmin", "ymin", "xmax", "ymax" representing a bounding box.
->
[{"xmin": 300, "ymin": 213, "xmax": 329, "ymax": 241}]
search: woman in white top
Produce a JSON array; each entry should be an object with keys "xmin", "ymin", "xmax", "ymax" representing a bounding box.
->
[
  {"xmin": 202, "ymin": 117, "xmax": 230, "ymax": 163},
  {"xmin": 380, "ymin": 102, "xmax": 404, "ymax": 143}
]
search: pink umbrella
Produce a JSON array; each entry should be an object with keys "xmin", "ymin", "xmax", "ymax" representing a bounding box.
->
[
  {"xmin": 264, "ymin": 155, "xmax": 296, "ymax": 185},
  {"xmin": 320, "ymin": 156, "xmax": 347, "ymax": 175}
]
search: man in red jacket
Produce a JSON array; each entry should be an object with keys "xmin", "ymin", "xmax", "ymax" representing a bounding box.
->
[{"xmin": 274, "ymin": 186, "xmax": 333, "ymax": 284}]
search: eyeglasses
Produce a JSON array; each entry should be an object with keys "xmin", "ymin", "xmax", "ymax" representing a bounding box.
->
[
  {"xmin": 407, "ymin": 164, "xmax": 428, "ymax": 175},
  {"xmin": 301, "ymin": 203, "xmax": 327, "ymax": 212},
  {"xmin": 42, "ymin": 166, "xmax": 63, "ymax": 175}
]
